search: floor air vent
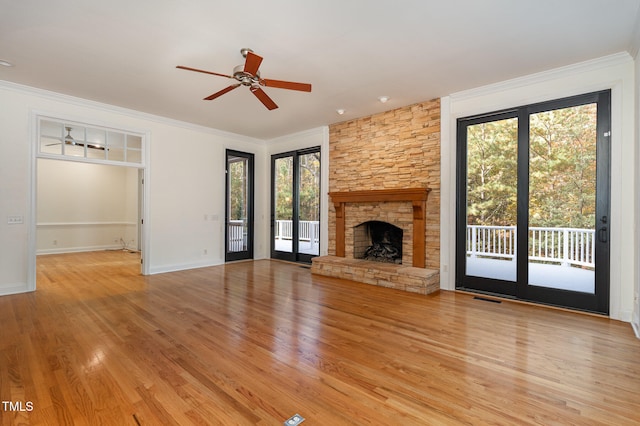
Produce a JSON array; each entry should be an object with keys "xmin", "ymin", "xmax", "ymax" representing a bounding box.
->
[
  {"xmin": 284, "ymin": 414, "xmax": 305, "ymax": 425},
  {"xmin": 474, "ymin": 296, "xmax": 502, "ymax": 304}
]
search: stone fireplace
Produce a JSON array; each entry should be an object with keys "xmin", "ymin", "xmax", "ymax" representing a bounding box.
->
[
  {"xmin": 310, "ymin": 99, "xmax": 441, "ymax": 295},
  {"xmin": 311, "ymin": 188, "xmax": 438, "ymax": 294},
  {"xmin": 327, "ymin": 188, "xmax": 429, "ymax": 267}
]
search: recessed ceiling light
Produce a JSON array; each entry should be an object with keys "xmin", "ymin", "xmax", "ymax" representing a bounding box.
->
[
  {"xmin": 0, "ymin": 59, "xmax": 14, "ymax": 67},
  {"xmin": 336, "ymin": 109, "xmax": 345, "ymax": 115},
  {"xmin": 378, "ymin": 96, "xmax": 389, "ymax": 103}
]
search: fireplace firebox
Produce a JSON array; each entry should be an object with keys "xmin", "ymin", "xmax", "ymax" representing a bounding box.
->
[{"xmin": 354, "ymin": 221, "xmax": 403, "ymax": 264}]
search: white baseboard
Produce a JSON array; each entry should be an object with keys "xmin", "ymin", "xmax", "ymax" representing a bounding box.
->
[
  {"xmin": 37, "ymin": 245, "xmax": 122, "ymax": 255},
  {"xmin": 148, "ymin": 259, "xmax": 224, "ymax": 275},
  {"xmin": 0, "ymin": 282, "xmax": 32, "ymax": 296}
]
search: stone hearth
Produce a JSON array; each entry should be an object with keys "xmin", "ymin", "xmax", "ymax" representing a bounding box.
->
[{"xmin": 312, "ymin": 256, "xmax": 439, "ymax": 295}]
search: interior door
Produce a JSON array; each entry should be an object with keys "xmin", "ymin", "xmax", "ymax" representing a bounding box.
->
[
  {"xmin": 271, "ymin": 148, "xmax": 321, "ymax": 263},
  {"xmin": 456, "ymin": 91, "xmax": 610, "ymax": 314},
  {"xmin": 225, "ymin": 150, "xmax": 254, "ymax": 262}
]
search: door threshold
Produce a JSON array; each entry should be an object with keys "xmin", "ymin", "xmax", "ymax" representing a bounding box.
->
[
  {"xmin": 455, "ymin": 289, "xmax": 609, "ymax": 319},
  {"xmin": 270, "ymin": 258, "xmax": 312, "ymax": 267}
]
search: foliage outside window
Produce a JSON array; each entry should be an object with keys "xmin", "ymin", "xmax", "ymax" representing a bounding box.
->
[
  {"xmin": 466, "ymin": 104, "xmax": 597, "ymax": 229},
  {"xmin": 274, "ymin": 152, "xmax": 320, "ymax": 221}
]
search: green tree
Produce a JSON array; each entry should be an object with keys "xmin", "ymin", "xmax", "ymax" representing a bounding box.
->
[
  {"xmin": 529, "ymin": 104, "xmax": 596, "ymax": 228},
  {"xmin": 274, "ymin": 152, "xmax": 320, "ymax": 221},
  {"xmin": 298, "ymin": 152, "xmax": 320, "ymax": 221},
  {"xmin": 466, "ymin": 103, "xmax": 597, "ymax": 229},
  {"xmin": 467, "ymin": 118, "xmax": 518, "ymax": 226},
  {"xmin": 275, "ymin": 156, "xmax": 293, "ymax": 220},
  {"xmin": 228, "ymin": 159, "xmax": 247, "ymax": 221}
]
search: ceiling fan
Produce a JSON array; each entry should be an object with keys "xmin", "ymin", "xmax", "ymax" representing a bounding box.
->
[
  {"xmin": 176, "ymin": 48, "xmax": 312, "ymax": 110},
  {"xmin": 45, "ymin": 126, "xmax": 106, "ymax": 150}
]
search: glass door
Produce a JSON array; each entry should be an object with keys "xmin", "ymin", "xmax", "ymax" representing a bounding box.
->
[
  {"xmin": 456, "ymin": 91, "xmax": 610, "ymax": 314},
  {"xmin": 458, "ymin": 112, "xmax": 519, "ymax": 296},
  {"xmin": 271, "ymin": 148, "xmax": 321, "ymax": 263},
  {"xmin": 225, "ymin": 150, "xmax": 254, "ymax": 262}
]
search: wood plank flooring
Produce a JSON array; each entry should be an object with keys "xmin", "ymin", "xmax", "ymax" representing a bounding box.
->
[{"xmin": 1, "ymin": 250, "xmax": 639, "ymax": 425}]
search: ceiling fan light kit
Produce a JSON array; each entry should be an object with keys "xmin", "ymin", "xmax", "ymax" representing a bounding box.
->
[
  {"xmin": 64, "ymin": 126, "xmax": 76, "ymax": 145},
  {"xmin": 177, "ymin": 48, "xmax": 312, "ymax": 110}
]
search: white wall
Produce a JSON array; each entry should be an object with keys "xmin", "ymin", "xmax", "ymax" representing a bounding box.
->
[
  {"xmin": 441, "ymin": 53, "xmax": 637, "ymax": 322},
  {"xmin": 0, "ymin": 81, "xmax": 266, "ymax": 295},
  {"xmin": 36, "ymin": 160, "xmax": 138, "ymax": 254}
]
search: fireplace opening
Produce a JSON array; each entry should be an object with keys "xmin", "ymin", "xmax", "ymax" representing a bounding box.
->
[{"xmin": 354, "ymin": 221, "xmax": 403, "ymax": 264}]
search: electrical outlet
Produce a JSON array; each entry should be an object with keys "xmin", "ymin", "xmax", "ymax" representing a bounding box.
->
[{"xmin": 203, "ymin": 249, "xmax": 208, "ymax": 255}]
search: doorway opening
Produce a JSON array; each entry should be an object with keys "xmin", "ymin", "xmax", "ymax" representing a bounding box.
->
[
  {"xmin": 36, "ymin": 159, "xmax": 142, "ymax": 254},
  {"xmin": 30, "ymin": 115, "xmax": 148, "ymax": 290}
]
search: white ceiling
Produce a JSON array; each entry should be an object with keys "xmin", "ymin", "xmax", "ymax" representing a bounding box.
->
[{"xmin": 1, "ymin": 0, "xmax": 639, "ymax": 140}]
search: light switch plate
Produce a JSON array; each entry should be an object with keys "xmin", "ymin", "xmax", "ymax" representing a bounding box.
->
[{"xmin": 7, "ymin": 216, "xmax": 23, "ymax": 224}]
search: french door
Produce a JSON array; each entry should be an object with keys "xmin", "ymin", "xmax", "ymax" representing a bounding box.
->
[
  {"xmin": 271, "ymin": 147, "xmax": 321, "ymax": 263},
  {"xmin": 456, "ymin": 91, "xmax": 610, "ymax": 314},
  {"xmin": 225, "ymin": 150, "xmax": 254, "ymax": 262}
]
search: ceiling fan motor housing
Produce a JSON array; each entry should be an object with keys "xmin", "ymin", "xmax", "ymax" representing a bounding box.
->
[{"xmin": 233, "ymin": 64, "xmax": 260, "ymax": 86}]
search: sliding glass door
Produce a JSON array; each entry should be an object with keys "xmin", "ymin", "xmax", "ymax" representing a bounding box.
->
[
  {"xmin": 225, "ymin": 150, "xmax": 254, "ymax": 262},
  {"xmin": 456, "ymin": 91, "xmax": 610, "ymax": 314},
  {"xmin": 271, "ymin": 147, "xmax": 320, "ymax": 263}
]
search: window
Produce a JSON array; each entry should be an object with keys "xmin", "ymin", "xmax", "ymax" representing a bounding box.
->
[{"xmin": 38, "ymin": 118, "xmax": 144, "ymax": 166}]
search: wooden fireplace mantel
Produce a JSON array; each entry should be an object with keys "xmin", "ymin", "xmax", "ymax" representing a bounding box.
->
[{"xmin": 329, "ymin": 188, "xmax": 431, "ymax": 268}]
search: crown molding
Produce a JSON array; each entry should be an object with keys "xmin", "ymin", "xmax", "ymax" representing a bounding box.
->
[
  {"xmin": 0, "ymin": 79, "xmax": 266, "ymax": 146},
  {"xmin": 449, "ymin": 52, "xmax": 633, "ymax": 102},
  {"xmin": 628, "ymin": 6, "xmax": 640, "ymax": 59},
  {"xmin": 266, "ymin": 126, "xmax": 327, "ymax": 144}
]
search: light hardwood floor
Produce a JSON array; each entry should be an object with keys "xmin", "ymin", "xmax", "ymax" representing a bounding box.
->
[{"xmin": 1, "ymin": 251, "xmax": 639, "ymax": 425}]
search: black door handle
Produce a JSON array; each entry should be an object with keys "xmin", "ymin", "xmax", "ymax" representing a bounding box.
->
[{"xmin": 598, "ymin": 226, "xmax": 608, "ymax": 243}]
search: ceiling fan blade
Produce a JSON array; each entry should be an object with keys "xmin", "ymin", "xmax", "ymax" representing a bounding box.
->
[
  {"xmin": 250, "ymin": 87, "xmax": 278, "ymax": 110},
  {"xmin": 204, "ymin": 84, "xmax": 241, "ymax": 100},
  {"xmin": 243, "ymin": 51, "xmax": 263, "ymax": 76},
  {"xmin": 176, "ymin": 65, "xmax": 233, "ymax": 79},
  {"xmin": 262, "ymin": 78, "xmax": 312, "ymax": 92}
]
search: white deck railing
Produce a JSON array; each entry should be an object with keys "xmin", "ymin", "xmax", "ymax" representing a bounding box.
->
[
  {"xmin": 228, "ymin": 220, "xmax": 247, "ymax": 252},
  {"xmin": 229, "ymin": 220, "xmax": 320, "ymax": 253},
  {"xmin": 467, "ymin": 225, "xmax": 595, "ymax": 268},
  {"xmin": 275, "ymin": 220, "xmax": 320, "ymax": 244},
  {"xmin": 267, "ymin": 221, "xmax": 594, "ymax": 268}
]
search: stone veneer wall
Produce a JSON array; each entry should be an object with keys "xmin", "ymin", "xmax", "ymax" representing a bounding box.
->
[{"xmin": 328, "ymin": 99, "xmax": 440, "ymax": 270}]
